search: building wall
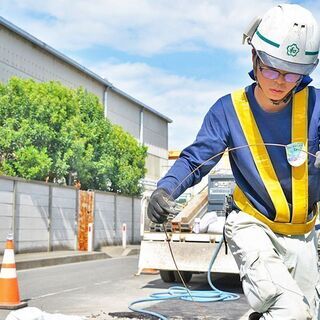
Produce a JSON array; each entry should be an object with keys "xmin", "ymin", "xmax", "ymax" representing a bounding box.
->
[
  {"xmin": 0, "ymin": 22, "xmax": 169, "ymax": 183},
  {"xmin": 0, "ymin": 25, "xmax": 105, "ymax": 99},
  {"xmin": 0, "ymin": 175, "xmax": 141, "ymax": 254},
  {"xmin": 143, "ymin": 110, "xmax": 168, "ymax": 181},
  {"xmin": 143, "ymin": 110, "xmax": 168, "ymax": 151},
  {"xmin": 107, "ymin": 91, "xmax": 169, "ymax": 182},
  {"xmin": 107, "ymin": 89, "xmax": 141, "ymax": 139}
]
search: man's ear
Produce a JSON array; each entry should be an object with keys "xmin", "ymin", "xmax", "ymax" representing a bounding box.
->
[{"xmin": 252, "ymin": 49, "xmax": 256, "ymax": 63}]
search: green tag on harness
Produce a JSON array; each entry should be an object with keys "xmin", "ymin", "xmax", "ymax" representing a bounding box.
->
[{"xmin": 285, "ymin": 142, "xmax": 306, "ymax": 167}]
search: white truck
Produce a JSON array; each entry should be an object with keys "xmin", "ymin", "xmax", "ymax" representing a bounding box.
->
[{"xmin": 138, "ymin": 174, "xmax": 239, "ymax": 283}]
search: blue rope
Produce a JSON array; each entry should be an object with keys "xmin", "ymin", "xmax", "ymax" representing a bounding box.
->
[{"xmin": 128, "ymin": 237, "xmax": 240, "ymax": 319}]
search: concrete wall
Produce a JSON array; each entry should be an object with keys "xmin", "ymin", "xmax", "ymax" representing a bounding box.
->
[
  {"xmin": 15, "ymin": 181, "xmax": 50, "ymax": 253},
  {"xmin": 0, "ymin": 176, "xmax": 141, "ymax": 254},
  {"xmin": 93, "ymin": 192, "xmax": 141, "ymax": 248},
  {"xmin": 51, "ymin": 187, "xmax": 78, "ymax": 251},
  {"xmin": 0, "ymin": 179, "xmax": 14, "ymax": 252}
]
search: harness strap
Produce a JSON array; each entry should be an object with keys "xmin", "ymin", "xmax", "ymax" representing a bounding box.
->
[
  {"xmin": 231, "ymin": 88, "xmax": 311, "ymax": 234},
  {"xmin": 234, "ymin": 186, "xmax": 317, "ymax": 235}
]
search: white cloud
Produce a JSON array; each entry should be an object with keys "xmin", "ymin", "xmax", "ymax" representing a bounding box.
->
[
  {"xmin": 90, "ymin": 61, "xmax": 240, "ymax": 149},
  {"xmin": 1, "ymin": 0, "xmax": 286, "ymax": 55}
]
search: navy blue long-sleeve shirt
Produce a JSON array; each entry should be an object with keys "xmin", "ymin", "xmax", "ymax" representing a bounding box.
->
[{"xmin": 158, "ymin": 82, "xmax": 320, "ymax": 220}]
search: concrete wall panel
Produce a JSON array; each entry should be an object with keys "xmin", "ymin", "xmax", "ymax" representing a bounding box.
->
[
  {"xmin": 94, "ymin": 193, "xmax": 115, "ymax": 247},
  {"xmin": 0, "ymin": 203, "xmax": 12, "ymax": 217},
  {"xmin": 0, "ymin": 191, "xmax": 13, "ymax": 204},
  {"xmin": 0, "ymin": 178, "xmax": 14, "ymax": 191},
  {"xmin": 0, "ymin": 176, "xmax": 141, "ymax": 253}
]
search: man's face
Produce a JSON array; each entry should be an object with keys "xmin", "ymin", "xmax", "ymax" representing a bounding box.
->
[{"xmin": 256, "ymin": 60, "xmax": 302, "ymax": 101}]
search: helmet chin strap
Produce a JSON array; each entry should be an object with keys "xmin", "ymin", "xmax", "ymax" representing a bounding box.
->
[{"xmin": 252, "ymin": 54, "xmax": 302, "ymax": 106}]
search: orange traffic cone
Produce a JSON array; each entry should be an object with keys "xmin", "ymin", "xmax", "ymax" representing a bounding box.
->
[{"xmin": 0, "ymin": 234, "xmax": 27, "ymax": 309}]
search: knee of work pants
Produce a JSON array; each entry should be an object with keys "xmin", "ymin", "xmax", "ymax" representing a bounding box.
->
[
  {"xmin": 241, "ymin": 250, "xmax": 312, "ymax": 319},
  {"xmin": 240, "ymin": 250, "xmax": 279, "ymax": 313}
]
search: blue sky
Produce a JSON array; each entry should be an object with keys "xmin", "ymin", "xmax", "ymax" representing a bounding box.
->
[{"xmin": 1, "ymin": 0, "xmax": 320, "ymax": 149}]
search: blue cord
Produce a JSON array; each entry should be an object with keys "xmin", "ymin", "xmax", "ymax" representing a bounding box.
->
[{"xmin": 128, "ymin": 237, "xmax": 240, "ymax": 319}]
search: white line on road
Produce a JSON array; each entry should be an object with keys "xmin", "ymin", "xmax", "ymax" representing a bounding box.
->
[
  {"xmin": 31, "ymin": 286, "xmax": 84, "ymax": 300},
  {"xmin": 93, "ymin": 280, "xmax": 112, "ymax": 286},
  {"xmin": 31, "ymin": 280, "xmax": 114, "ymax": 300}
]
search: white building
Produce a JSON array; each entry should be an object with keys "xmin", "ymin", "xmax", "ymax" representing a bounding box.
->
[{"xmin": 0, "ymin": 16, "xmax": 171, "ymax": 190}]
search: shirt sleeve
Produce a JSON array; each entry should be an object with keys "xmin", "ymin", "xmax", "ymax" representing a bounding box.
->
[{"xmin": 157, "ymin": 98, "xmax": 230, "ymax": 199}]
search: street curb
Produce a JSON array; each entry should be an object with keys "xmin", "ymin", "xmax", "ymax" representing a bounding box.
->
[
  {"xmin": 0, "ymin": 246, "xmax": 140, "ymax": 270},
  {"xmin": 15, "ymin": 252, "xmax": 109, "ymax": 270},
  {"xmin": 122, "ymin": 248, "xmax": 140, "ymax": 256}
]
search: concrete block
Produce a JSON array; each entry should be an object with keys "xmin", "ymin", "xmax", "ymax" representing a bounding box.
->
[
  {"xmin": 52, "ymin": 196, "xmax": 76, "ymax": 209},
  {"xmin": 17, "ymin": 217, "xmax": 49, "ymax": 230},
  {"xmin": 16, "ymin": 205, "xmax": 49, "ymax": 218},
  {"xmin": 17, "ymin": 182, "xmax": 49, "ymax": 195},
  {"xmin": 95, "ymin": 193, "xmax": 115, "ymax": 204},
  {"xmin": 51, "ymin": 240, "xmax": 74, "ymax": 250},
  {"xmin": 51, "ymin": 208, "xmax": 76, "ymax": 220},
  {"xmin": 17, "ymin": 229, "xmax": 48, "ymax": 241},
  {"xmin": 51, "ymin": 228, "xmax": 75, "ymax": 240},
  {"xmin": 17, "ymin": 241, "xmax": 48, "ymax": 253},
  {"xmin": 0, "ymin": 178, "xmax": 14, "ymax": 192},
  {"xmin": 16, "ymin": 193, "xmax": 48, "ymax": 206},
  {"xmin": 52, "ymin": 187, "xmax": 76, "ymax": 199},
  {"xmin": 0, "ymin": 203, "xmax": 13, "ymax": 216},
  {"xmin": 51, "ymin": 218, "xmax": 75, "ymax": 230},
  {"xmin": 95, "ymin": 201, "xmax": 114, "ymax": 213},
  {"xmin": 95, "ymin": 209, "xmax": 113, "ymax": 222},
  {"xmin": 0, "ymin": 216, "xmax": 12, "ymax": 230},
  {"xmin": 0, "ymin": 191, "xmax": 13, "ymax": 204},
  {"xmin": 117, "ymin": 196, "xmax": 132, "ymax": 210}
]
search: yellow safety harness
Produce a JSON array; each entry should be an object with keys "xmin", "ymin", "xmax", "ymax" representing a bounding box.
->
[{"xmin": 231, "ymin": 88, "xmax": 317, "ymax": 235}]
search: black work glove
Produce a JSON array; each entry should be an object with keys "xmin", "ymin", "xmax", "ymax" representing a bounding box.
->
[
  {"xmin": 315, "ymin": 151, "xmax": 320, "ymax": 168},
  {"xmin": 147, "ymin": 188, "xmax": 178, "ymax": 224}
]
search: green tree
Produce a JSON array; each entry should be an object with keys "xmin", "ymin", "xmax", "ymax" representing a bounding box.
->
[{"xmin": 0, "ymin": 77, "xmax": 147, "ymax": 195}]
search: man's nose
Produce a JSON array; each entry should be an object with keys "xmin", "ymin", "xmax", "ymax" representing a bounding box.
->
[{"xmin": 275, "ymin": 73, "xmax": 286, "ymax": 85}]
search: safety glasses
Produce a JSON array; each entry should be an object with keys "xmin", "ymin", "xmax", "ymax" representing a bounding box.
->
[{"xmin": 258, "ymin": 61, "xmax": 302, "ymax": 83}]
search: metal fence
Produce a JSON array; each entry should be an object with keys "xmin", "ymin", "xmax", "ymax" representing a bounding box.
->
[{"xmin": 0, "ymin": 175, "xmax": 142, "ymax": 254}]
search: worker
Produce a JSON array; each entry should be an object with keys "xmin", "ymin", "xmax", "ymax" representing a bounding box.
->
[{"xmin": 147, "ymin": 4, "xmax": 320, "ymax": 320}]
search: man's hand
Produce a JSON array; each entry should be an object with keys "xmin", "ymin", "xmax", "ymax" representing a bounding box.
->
[
  {"xmin": 147, "ymin": 188, "xmax": 178, "ymax": 223},
  {"xmin": 315, "ymin": 151, "xmax": 320, "ymax": 168}
]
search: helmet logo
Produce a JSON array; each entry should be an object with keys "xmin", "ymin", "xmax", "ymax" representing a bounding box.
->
[{"xmin": 287, "ymin": 44, "xmax": 299, "ymax": 57}]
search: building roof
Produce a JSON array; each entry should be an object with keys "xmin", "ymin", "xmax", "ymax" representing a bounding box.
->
[{"xmin": 0, "ymin": 16, "xmax": 172, "ymax": 123}]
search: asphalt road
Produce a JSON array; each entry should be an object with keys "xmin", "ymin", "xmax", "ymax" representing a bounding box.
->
[{"xmin": 0, "ymin": 256, "xmax": 251, "ymax": 320}]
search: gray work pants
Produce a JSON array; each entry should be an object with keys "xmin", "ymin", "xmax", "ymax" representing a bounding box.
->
[{"xmin": 225, "ymin": 211, "xmax": 320, "ymax": 319}]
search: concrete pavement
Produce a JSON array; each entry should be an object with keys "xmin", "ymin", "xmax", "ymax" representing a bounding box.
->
[
  {"xmin": 0, "ymin": 246, "xmax": 255, "ymax": 320},
  {"xmin": 0, "ymin": 245, "xmax": 141, "ymax": 270}
]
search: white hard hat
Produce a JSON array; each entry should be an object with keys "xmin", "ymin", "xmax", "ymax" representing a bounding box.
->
[{"xmin": 243, "ymin": 4, "xmax": 320, "ymax": 75}]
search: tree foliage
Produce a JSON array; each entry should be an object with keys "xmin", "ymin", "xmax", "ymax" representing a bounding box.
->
[{"xmin": 0, "ymin": 78, "xmax": 147, "ymax": 195}]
